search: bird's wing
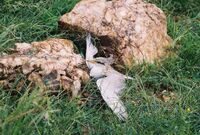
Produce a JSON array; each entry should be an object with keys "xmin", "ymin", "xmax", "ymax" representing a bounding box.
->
[
  {"xmin": 86, "ymin": 33, "xmax": 98, "ymax": 61},
  {"xmin": 96, "ymin": 74, "xmax": 128, "ymax": 120},
  {"xmin": 86, "ymin": 33, "xmax": 98, "ymax": 69}
]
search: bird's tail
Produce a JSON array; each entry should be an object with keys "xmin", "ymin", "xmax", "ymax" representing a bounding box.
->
[
  {"xmin": 112, "ymin": 99, "xmax": 128, "ymax": 121},
  {"xmin": 104, "ymin": 95, "xmax": 128, "ymax": 121}
]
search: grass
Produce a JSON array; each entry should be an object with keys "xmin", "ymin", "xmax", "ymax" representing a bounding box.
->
[{"xmin": 0, "ymin": 0, "xmax": 200, "ymax": 134}]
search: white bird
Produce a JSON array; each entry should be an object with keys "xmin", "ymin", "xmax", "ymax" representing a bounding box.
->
[{"xmin": 86, "ymin": 34, "xmax": 133, "ymax": 120}]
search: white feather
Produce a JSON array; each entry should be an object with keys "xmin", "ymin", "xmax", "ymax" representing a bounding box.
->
[
  {"xmin": 86, "ymin": 34, "xmax": 98, "ymax": 69},
  {"xmin": 97, "ymin": 75, "xmax": 128, "ymax": 120},
  {"xmin": 86, "ymin": 34, "xmax": 97, "ymax": 59}
]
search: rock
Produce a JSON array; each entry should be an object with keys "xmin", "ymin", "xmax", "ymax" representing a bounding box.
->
[
  {"xmin": 0, "ymin": 39, "xmax": 90, "ymax": 97},
  {"xmin": 60, "ymin": 0, "xmax": 172, "ymax": 67}
]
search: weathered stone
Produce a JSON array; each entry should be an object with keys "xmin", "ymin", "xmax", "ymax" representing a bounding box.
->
[
  {"xmin": 60, "ymin": 0, "xmax": 172, "ymax": 67},
  {"xmin": 0, "ymin": 39, "xmax": 90, "ymax": 97}
]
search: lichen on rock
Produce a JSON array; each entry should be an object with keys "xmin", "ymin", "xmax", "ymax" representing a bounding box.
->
[
  {"xmin": 0, "ymin": 39, "xmax": 90, "ymax": 97},
  {"xmin": 60, "ymin": 0, "xmax": 172, "ymax": 67}
]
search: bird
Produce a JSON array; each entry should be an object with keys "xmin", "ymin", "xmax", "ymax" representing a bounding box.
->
[{"xmin": 86, "ymin": 33, "xmax": 133, "ymax": 120}]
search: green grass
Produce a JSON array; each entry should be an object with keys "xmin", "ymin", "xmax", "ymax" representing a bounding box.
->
[{"xmin": 0, "ymin": 0, "xmax": 200, "ymax": 134}]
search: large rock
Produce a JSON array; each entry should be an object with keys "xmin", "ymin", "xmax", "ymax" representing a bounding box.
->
[
  {"xmin": 0, "ymin": 39, "xmax": 90, "ymax": 97},
  {"xmin": 60, "ymin": 0, "xmax": 172, "ymax": 67}
]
